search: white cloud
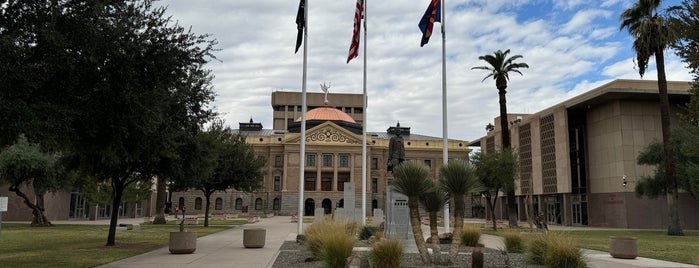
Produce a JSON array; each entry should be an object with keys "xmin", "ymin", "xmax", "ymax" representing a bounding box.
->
[{"xmin": 156, "ymin": 0, "xmax": 692, "ymax": 142}]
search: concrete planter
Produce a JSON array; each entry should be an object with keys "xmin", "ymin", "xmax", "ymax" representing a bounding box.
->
[
  {"xmin": 243, "ymin": 228, "xmax": 266, "ymax": 248},
  {"xmin": 169, "ymin": 231, "xmax": 197, "ymax": 254},
  {"xmin": 609, "ymin": 236, "xmax": 637, "ymax": 259}
]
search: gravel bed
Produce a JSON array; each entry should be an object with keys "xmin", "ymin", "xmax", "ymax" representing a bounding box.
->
[{"xmin": 272, "ymin": 241, "xmax": 544, "ymax": 268}]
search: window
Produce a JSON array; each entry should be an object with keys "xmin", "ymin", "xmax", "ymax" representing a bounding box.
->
[
  {"xmin": 255, "ymin": 198, "xmax": 263, "ymax": 210},
  {"xmin": 235, "ymin": 198, "xmax": 243, "ymax": 210},
  {"xmin": 371, "ymin": 158, "xmax": 378, "ymax": 169},
  {"xmin": 274, "ymin": 155, "xmax": 283, "ymax": 167},
  {"xmin": 195, "ymin": 197, "xmax": 202, "ymax": 210},
  {"xmin": 275, "ymin": 106, "xmax": 285, "ymax": 111},
  {"xmin": 354, "ymin": 107, "xmax": 363, "ymax": 113},
  {"xmin": 273, "ymin": 198, "xmax": 280, "ymax": 210},
  {"xmin": 305, "ymin": 177, "xmax": 316, "ymax": 191},
  {"xmin": 322, "ymin": 154, "xmax": 333, "ymax": 167},
  {"xmin": 321, "ymin": 177, "xmax": 332, "ymax": 191},
  {"xmin": 274, "ymin": 176, "xmax": 281, "ymax": 191},
  {"xmin": 372, "ymin": 178, "xmax": 378, "ymax": 193},
  {"xmin": 287, "ymin": 105, "xmax": 294, "ymax": 111},
  {"xmin": 338, "ymin": 177, "xmax": 349, "ymax": 191},
  {"xmin": 178, "ymin": 197, "xmax": 185, "ymax": 210},
  {"xmin": 344, "ymin": 107, "xmax": 352, "ymax": 113},
  {"xmin": 297, "ymin": 105, "xmax": 302, "ymax": 112},
  {"xmin": 339, "ymin": 154, "xmax": 349, "ymax": 167},
  {"xmin": 215, "ymin": 198, "xmax": 223, "ymax": 210},
  {"xmin": 424, "ymin": 159, "xmax": 431, "ymax": 168},
  {"xmin": 306, "ymin": 154, "xmax": 316, "ymax": 167}
]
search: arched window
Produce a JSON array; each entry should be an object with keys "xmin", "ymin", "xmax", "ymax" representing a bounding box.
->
[
  {"xmin": 195, "ymin": 197, "xmax": 202, "ymax": 210},
  {"xmin": 273, "ymin": 198, "xmax": 280, "ymax": 210},
  {"xmin": 215, "ymin": 198, "xmax": 223, "ymax": 210},
  {"xmin": 255, "ymin": 198, "xmax": 263, "ymax": 210},
  {"xmin": 178, "ymin": 197, "xmax": 185, "ymax": 210},
  {"xmin": 235, "ymin": 198, "xmax": 243, "ymax": 210}
]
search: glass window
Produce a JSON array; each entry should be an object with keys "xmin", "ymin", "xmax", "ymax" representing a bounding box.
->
[
  {"xmin": 306, "ymin": 154, "xmax": 316, "ymax": 167},
  {"xmin": 235, "ymin": 198, "xmax": 243, "ymax": 210},
  {"xmin": 354, "ymin": 107, "xmax": 363, "ymax": 114},
  {"xmin": 287, "ymin": 105, "xmax": 294, "ymax": 111},
  {"xmin": 323, "ymin": 154, "xmax": 333, "ymax": 167},
  {"xmin": 424, "ymin": 159, "xmax": 431, "ymax": 168},
  {"xmin": 215, "ymin": 198, "xmax": 223, "ymax": 210},
  {"xmin": 305, "ymin": 177, "xmax": 316, "ymax": 191},
  {"xmin": 372, "ymin": 178, "xmax": 378, "ymax": 193},
  {"xmin": 273, "ymin": 198, "xmax": 280, "ymax": 210},
  {"xmin": 195, "ymin": 197, "xmax": 202, "ymax": 210},
  {"xmin": 274, "ymin": 176, "xmax": 281, "ymax": 191},
  {"xmin": 275, "ymin": 155, "xmax": 283, "ymax": 167},
  {"xmin": 255, "ymin": 198, "xmax": 263, "ymax": 210},
  {"xmin": 371, "ymin": 158, "xmax": 378, "ymax": 169},
  {"xmin": 339, "ymin": 154, "xmax": 349, "ymax": 167},
  {"xmin": 321, "ymin": 177, "xmax": 332, "ymax": 191},
  {"xmin": 275, "ymin": 106, "xmax": 285, "ymax": 111},
  {"xmin": 338, "ymin": 177, "xmax": 349, "ymax": 191},
  {"xmin": 178, "ymin": 197, "xmax": 185, "ymax": 210}
]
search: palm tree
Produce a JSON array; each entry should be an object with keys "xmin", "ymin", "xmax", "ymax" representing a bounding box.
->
[
  {"xmin": 392, "ymin": 161, "xmax": 433, "ymax": 265},
  {"xmin": 620, "ymin": 0, "xmax": 683, "ymax": 236},
  {"xmin": 472, "ymin": 49, "xmax": 528, "ymax": 228},
  {"xmin": 439, "ymin": 159, "xmax": 481, "ymax": 263},
  {"xmin": 419, "ymin": 180, "xmax": 449, "ymax": 264}
]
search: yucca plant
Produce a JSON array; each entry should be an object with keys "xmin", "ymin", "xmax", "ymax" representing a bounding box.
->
[
  {"xmin": 419, "ymin": 180, "xmax": 449, "ymax": 263},
  {"xmin": 392, "ymin": 161, "xmax": 433, "ymax": 265},
  {"xmin": 369, "ymin": 238, "xmax": 403, "ymax": 268},
  {"xmin": 439, "ymin": 159, "xmax": 481, "ymax": 262}
]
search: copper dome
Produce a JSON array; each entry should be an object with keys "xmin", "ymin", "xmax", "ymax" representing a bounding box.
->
[{"xmin": 296, "ymin": 107, "xmax": 356, "ymax": 123}]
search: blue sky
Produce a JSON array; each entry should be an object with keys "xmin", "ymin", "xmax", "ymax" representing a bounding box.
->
[{"xmin": 157, "ymin": 0, "xmax": 692, "ymax": 141}]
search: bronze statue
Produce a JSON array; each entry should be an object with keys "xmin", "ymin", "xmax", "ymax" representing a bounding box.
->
[{"xmin": 387, "ymin": 127, "xmax": 405, "ymax": 172}]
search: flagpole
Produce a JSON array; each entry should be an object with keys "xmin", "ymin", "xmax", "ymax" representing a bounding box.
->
[
  {"xmin": 361, "ymin": 0, "xmax": 368, "ymax": 226},
  {"xmin": 297, "ymin": 0, "xmax": 308, "ymax": 237},
  {"xmin": 441, "ymin": 0, "xmax": 450, "ymax": 233}
]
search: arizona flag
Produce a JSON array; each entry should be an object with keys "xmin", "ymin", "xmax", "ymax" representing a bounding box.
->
[
  {"xmin": 347, "ymin": 0, "xmax": 364, "ymax": 63},
  {"xmin": 418, "ymin": 0, "xmax": 441, "ymax": 47},
  {"xmin": 295, "ymin": 0, "xmax": 305, "ymax": 53}
]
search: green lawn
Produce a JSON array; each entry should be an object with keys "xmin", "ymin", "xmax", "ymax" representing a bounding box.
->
[
  {"xmin": 0, "ymin": 221, "xmax": 239, "ymax": 268},
  {"xmin": 484, "ymin": 227, "xmax": 699, "ymax": 265}
]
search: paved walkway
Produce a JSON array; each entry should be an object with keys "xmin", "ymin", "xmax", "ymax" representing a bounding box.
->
[{"xmin": 65, "ymin": 217, "xmax": 696, "ymax": 268}]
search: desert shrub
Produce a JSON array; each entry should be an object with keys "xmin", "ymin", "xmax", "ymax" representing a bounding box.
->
[
  {"xmin": 526, "ymin": 234, "xmax": 549, "ymax": 264},
  {"xmin": 544, "ymin": 235, "xmax": 585, "ymax": 268},
  {"xmin": 305, "ymin": 220, "xmax": 355, "ymax": 259},
  {"xmin": 461, "ymin": 225, "xmax": 481, "ymax": 247},
  {"xmin": 504, "ymin": 231, "xmax": 524, "ymax": 253},
  {"xmin": 370, "ymin": 238, "xmax": 403, "ymax": 268},
  {"xmin": 359, "ymin": 226, "xmax": 380, "ymax": 240},
  {"xmin": 317, "ymin": 230, "xmax": 355, "ymax": 268},
  {"xmin": 369, "ymin": 230, "xmax": 384, "ymax": 244}
]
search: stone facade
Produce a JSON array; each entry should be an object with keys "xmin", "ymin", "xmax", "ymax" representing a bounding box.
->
[{"xmin": 470, "ymin": 79, "xmax": 699, "ymax": 228}]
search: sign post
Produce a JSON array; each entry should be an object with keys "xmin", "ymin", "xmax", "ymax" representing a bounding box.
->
[{"xmin": 0, "ymin": 196, "xmax": 8, "ymax": 240}]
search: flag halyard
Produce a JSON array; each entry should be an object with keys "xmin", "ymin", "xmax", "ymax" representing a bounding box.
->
[
  {"xmin": 418, "ymin": 0, "xmax": 441, "ymax": 47},
  {"xmin": 347, "ymin": 0, "xmax": 364, "ymax": 63}
]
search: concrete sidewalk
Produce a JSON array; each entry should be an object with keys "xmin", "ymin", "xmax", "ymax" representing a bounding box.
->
[
  {"xmin": 87, "ymin": 216, "xmax": 697, "ymax": 268},
  {"xmin": 97, "ymin": 215, "xmax": 297, "ymax": 268}
]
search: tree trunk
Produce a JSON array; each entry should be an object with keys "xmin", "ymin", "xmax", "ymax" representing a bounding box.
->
[
  {"xmin": 655, "ymin": 51, "xmax": 683, "ymax": 236},
  {"xmin": 152, "ymin": 178, "xmax": 167, "ymax": 224},
  {"xmin": 497, "ymin": 84, "xmax": 519, "ymax": 228},
  {"xmin": 204, "ymin": 191, "xmax": 212, "ymax": 227},
  {"xmin": 408, "ymin": 199, "xmax": 431, "ymax": 265},
  {"xmin": 484, "ymin": 192, "xmax": 499, "ymax": 231},
  {"xmin": 106, "ymin": 178, "xmax": 125, "ymax": 246},
  {"xmin": 8, "ymin": 185, "xmax": 52, "ymax": 227},
  {"xmin": 450, "ymin": 194, "xmax": 465, "ymax": 263},
  {"xmin": 428, "ymin": 211, "xmax": 441, "ymax": 264}
]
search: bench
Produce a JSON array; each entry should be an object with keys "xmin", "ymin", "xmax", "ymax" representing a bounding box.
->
[{"xmin": 247, "ymin": 216, "xmax": 260, "ymax": 223}]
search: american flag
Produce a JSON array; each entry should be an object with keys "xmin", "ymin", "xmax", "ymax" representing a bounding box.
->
[{"xmin": 347, "ymin": 0, "xmax": 364, "ymax": 63}]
